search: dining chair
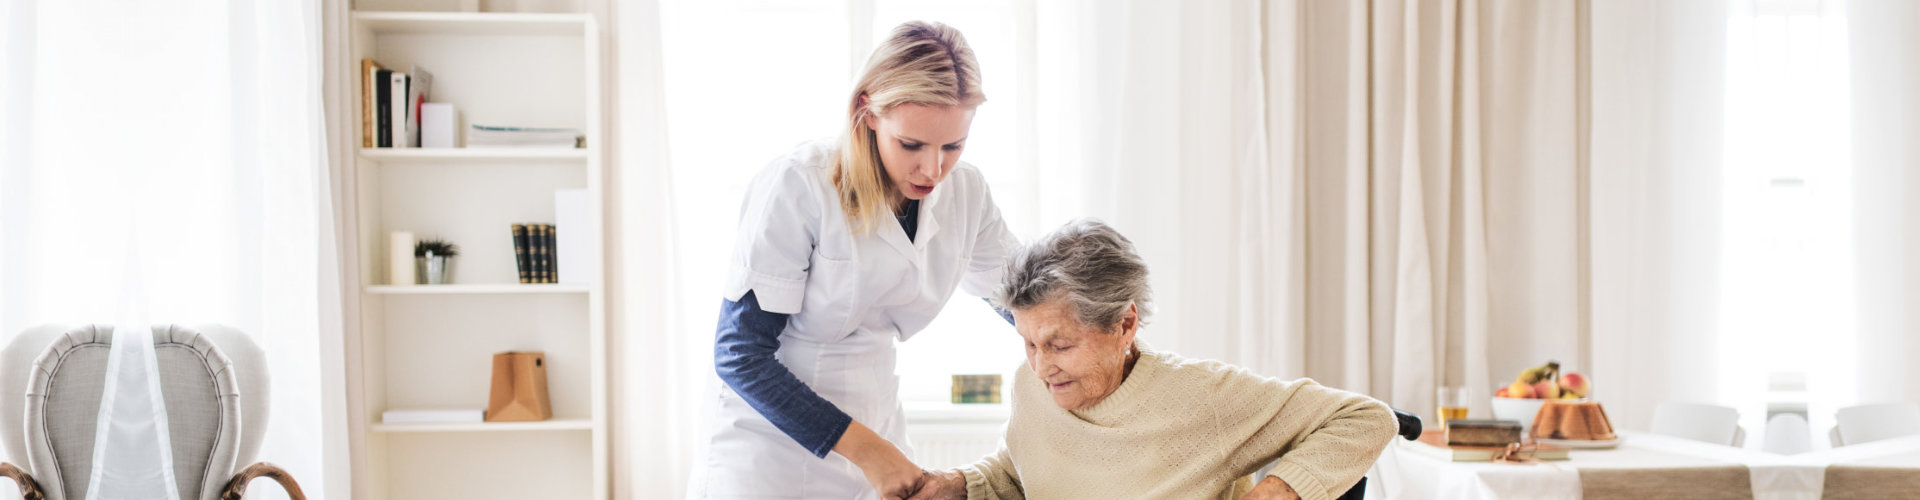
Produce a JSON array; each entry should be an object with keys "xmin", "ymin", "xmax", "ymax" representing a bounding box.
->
[
  {"xmin": 1831, "ymin": 401, "xmax": 1920, "ymax": 447},
  {"xmin": 1650, "ymin": 402, "xmax": 1744, "ymax": 447}
]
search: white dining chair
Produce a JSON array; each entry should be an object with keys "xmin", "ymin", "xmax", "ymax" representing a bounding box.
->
[
  {"xmin": 1650, "ymin": 402, "xmax": 1744, "ymax": 447},
  {"xmin": 1761, "ymin": 413, "xmax": 1812, "ymax": 454},
  {"xmin": 1831, "ymin": 401, "xmax": 1920, "ymax": 447}
]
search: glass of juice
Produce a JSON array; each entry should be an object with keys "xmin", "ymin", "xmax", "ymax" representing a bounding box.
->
[{"xmin": 1436, "ymin": 386, "xmax": 1468, "ymax": 428}]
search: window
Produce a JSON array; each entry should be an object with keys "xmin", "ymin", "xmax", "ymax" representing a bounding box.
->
[{"xmin": 1718, "ymin": 0, "xmax": 1854, "ymax": 445}]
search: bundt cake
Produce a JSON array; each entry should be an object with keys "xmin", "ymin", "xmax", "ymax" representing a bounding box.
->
[{"xmin": 1530, "ymin": 400, "xmax": 1617, "ymax": 441}]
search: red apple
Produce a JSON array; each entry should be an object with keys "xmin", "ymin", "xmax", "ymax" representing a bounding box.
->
[
  {"xmin": 1560, "ymin": 372, "xmax": 1589, "ymax": 398},
  {"xmin": 1506, "ymin": 381, "xmax": 1535, "ymax": 399},
  {"xmin": 1532, "ymin": 379, "xmax": 1560, "ymax": 399}
]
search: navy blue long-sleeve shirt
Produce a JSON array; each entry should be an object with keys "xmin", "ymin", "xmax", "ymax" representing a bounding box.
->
[{"xmin": 713, "ymin": 290, "xmax": 851, "ymax": 458}]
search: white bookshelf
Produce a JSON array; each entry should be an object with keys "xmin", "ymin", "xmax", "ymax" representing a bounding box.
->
[{"xmin": 343, "ymin": 9, "xmax": 605, "ymax": 500}]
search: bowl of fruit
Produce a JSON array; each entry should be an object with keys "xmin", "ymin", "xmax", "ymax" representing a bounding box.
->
[{"xmin": 1491, "ymin": 360, "xmax": 1590, "ymax": 432}]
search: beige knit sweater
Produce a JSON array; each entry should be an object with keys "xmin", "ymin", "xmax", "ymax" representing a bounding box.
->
[{"xmin": 957, "ymin": 343, "xmax": 1396, "ymax": 500}]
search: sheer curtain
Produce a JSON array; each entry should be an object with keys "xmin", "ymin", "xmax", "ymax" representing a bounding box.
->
[
  {"xmin": 1590, "ymin": 0, "xmax": 1920, "ymax": 435},
  {"xmin": 1588, "ymin": 0, "xmax": 1734, "ymax": 434},
  {"xmin": 1, "ymin": 0, "xmax": 342, "ymax": 498},
  {"xmin": 1848, "ymin": 0, "xmax": 1920, "ymax": 413},
  {"xmin": 1042, "ymin": 0, "xmax": 1587, "ymax": 421}
]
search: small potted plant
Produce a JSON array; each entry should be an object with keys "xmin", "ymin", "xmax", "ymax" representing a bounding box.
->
[{"xmin": 415, "ymin": 238, "xmax": 459, "ymax": 285}]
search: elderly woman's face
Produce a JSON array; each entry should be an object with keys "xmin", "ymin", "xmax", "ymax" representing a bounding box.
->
[{"xmin": 1012, "ymin": 298, "xmax": 1139, "ymax": 410}]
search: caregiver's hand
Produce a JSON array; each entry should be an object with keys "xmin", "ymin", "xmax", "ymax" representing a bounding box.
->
[
  {"xmin": 1240, "ymin": 475, "xmax": 1301, "ymax": 500},
  {"xmin": 905, "ymin": 469, "xmax": 966, "ymax": 500},
  {"xmin": 836, "ymin": 421, "xmax": 924, "ymax": 499}
]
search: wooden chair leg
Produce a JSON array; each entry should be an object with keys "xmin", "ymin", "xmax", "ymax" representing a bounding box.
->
[
  {"xmin": 0, "ymin": 462, "xmax": 43, "ymax": 500},
  {"xmin": 221, "ymin": 462, "xmax": 306, "ymax": 500}
]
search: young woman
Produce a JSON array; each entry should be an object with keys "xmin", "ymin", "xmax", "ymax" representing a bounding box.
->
[{"xmin": 687, "ymin": 21, "xmax": 1018, "ymax": 500}]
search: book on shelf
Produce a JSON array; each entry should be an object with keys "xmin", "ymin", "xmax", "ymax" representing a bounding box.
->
[
  {"xmin": 405, "ymin": 65, "xmax": 433, "ymax": 147},
  {"xmin": 468, "ymin": 124, "xmax": 584, "ymax": 149},
  {"xmin": 545, "ymin": 222, "xmax": 560, "ymax": 280},
  {"xmin": 361, "ymin": 59, "xmax": 433, "ymax": 149},
  {"xmin": 375, "ymin": 67, "xmax": 393, "ymax": 148},
  {"xmin": 531, "ymin": 224, "xmax": 549, "ymax": 283},
  {"xmin": 511, "ymin": 223, "xmax": 558, "ymax": 284},
  {"xmin": 360, "ymin": 59, "xmax": 386, "ymax": 148},
  {"xmin": 512, "ymin": 224, "xmax": 532, "ymax": 284},
  {"xmin": 381, "ymin": 408, "xmax": 484, "ymax": 424},
  {"xmin": 389, "ymin": 71, "xmax": 408, "ymax": 149},
  {"xmin": 1404, "ymin": 432, "xmax": 1569, "ymax": 462}
]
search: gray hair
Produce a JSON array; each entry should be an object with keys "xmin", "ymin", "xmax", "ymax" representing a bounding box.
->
[{"xmin": 994, "ymin": 219, "xmax": 1154, "ymax": 330}]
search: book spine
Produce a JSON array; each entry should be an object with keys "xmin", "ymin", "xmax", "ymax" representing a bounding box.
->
[
  {"xmin": 512, "ymin": 224, "xmax": 531, "ymax": 284},
  {"xmin": 390, "ymin": 72, "xmax": 409, "ymax": 149},
  {"xmin": 361, "ymin": 59, "xmax": 378, "ymax": 148},
  {"xmin": 375, "ymin": 68, "xmax": 392, "ymax": 148},
  {"xmin": 539, "ymin": 224, "xmax": 555, "ymax": 283}
]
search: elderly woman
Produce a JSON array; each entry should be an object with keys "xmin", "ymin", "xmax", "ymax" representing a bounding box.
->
[{"xmin": 910, "ymin": 220, "xmax": 1397, "ymax": 500}]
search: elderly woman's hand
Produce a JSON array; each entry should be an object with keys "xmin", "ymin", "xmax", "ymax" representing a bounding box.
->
[
  {"xmin": 1240, "ymin": 476, "xmax": 1301, "ymax": 500},
  {"xmin": 905, "ymin": 469, "xmax": 966, "ymax": 500}
]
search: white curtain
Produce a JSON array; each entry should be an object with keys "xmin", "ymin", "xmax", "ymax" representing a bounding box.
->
[
  {"xmin": 607, "ymin": 0, "xmax": 696, "ymax": 498},
  {"xmin": 0, "ymin": 0, "xmax": 342, "ymax": 498},
  {"xmin": 1590, "ymin": 0, "xmax": 1920, "ymax": 437},
  {"xmin": 1034, "ymin": 0, "xmax": 1586, "ymax": 421},
  {"xmin": 1847, "ymin": 0, "xmax": 1920, "ymax": 413}
]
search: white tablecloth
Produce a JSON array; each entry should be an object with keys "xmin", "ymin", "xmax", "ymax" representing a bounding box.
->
[
  {"xmin": 1786, "ymin": 434, "xmax": 1920, "ymax": 467},
  {"xmin": 1369, "ymin": 431, "xmax": 1824, "ymax": 499}
]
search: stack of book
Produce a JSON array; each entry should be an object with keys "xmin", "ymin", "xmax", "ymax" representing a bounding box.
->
[
  {"xmin": 469, "ymin": 124, "xmax": 584, "ymax": 149},
  {"xmin": 1405, "ymin": 431, "xmax": 1570, "ymax": 462},
  {"xmin": 361, "ymin": 59, "xmax": 433, "ymax": 148},
  {"xmin": 513, "ymin": 224, "xmax": 558, "ymax": 284}
]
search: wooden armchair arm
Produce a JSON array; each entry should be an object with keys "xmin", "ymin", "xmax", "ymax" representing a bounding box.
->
[
  {"xmin": 220, "ymin": 462, "xmax": 306, "ymax": 500},
  {"xmin": 0, "ymin": 462, "xmax": 43, "ymax": 500}
]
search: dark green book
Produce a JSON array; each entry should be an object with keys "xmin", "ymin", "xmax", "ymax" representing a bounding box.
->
[
  {"xmin": 542, "ymin": 224, "xmax": 557, "ymax": 283},
  {"xmin": 512, "ymin": 224, "xmax": 531, "ymax": 284}
]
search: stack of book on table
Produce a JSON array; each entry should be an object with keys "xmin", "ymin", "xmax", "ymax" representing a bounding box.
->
[{"xmin": 1406, "ymin": 420, "xmax": 1571, "ymax": 462}]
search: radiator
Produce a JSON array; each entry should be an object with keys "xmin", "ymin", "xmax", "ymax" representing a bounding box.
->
[
  {"xmin": 907, "ymin": 423, "xmax": 1005, "ymax": 469},
  {"xmin": 904, "ymin": 403, "xmax": 1009, "ymax": 469}
]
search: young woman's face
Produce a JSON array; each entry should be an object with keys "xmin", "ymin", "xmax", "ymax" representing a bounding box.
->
[{"xmin": 866, "ymin": 103, "xmax": 975, "ymax": 204}]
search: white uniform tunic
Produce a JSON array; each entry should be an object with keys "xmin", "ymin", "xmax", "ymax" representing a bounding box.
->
[{"xmin": 690, "ymin": 139, "xmax": 1018, "ymax": 499}]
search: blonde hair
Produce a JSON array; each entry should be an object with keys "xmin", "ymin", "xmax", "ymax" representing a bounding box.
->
[{"xmin": 832, "ymin": 21, "xmax": 987, "ymax": 234}]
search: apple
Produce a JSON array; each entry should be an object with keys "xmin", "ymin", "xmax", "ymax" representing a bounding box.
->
[
  {"xmin": 1495, "ymin": 386, "xmax": 1510, "ymax": 398},
  {"xmin": 1532, "ymin": 379, "xmax": 1560, "ymax": 399},
  {"xmin": 1506, "ymin": 381, "xmax": 1535, "ymax": 399},
  {"xmin": 1560, "ymin": 372, "xmax": 1589, "ymax": 398}
]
